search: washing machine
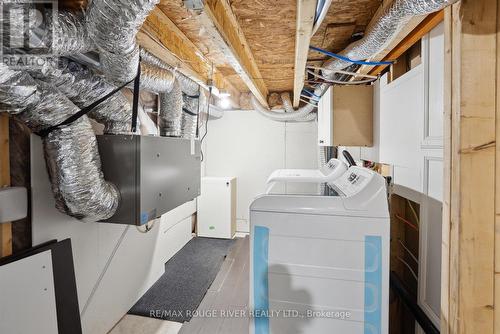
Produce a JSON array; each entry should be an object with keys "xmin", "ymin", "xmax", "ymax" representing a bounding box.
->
[
  {"xmin": 249, "ymin": 166, "xmax": 390, "ymax": 334},
  {"xmin": 265, "ymin": 158, "xmax": 347, "ymax": 194}
]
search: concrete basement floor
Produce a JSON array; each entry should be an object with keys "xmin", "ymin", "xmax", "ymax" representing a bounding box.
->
[{"xmin": 109, "ymin": 237, "xmax": 250, "ymax": 334}]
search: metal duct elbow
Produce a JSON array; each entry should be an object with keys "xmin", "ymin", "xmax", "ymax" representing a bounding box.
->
[
  {"xmin": 87, "ymin": 0, "xmax": 160, "ymax": 83},
  {"xmin": 0, "ymin": 63, "xmax": 119, "ymax": 221},
  {"xmin": 159, "ymin": 79, "xmax": 183, "ymax": 137}
]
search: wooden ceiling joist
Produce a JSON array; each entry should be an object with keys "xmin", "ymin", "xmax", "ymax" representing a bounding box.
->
[
  {"xmin": 138, "ymin": 7, "xmax": 240, "ymax": 106},
  {"xmin": 200, "ymin": 0, "xmax": 269, "ymax": 107},
  {"xmin": 368, "ymin": 10, "xmax": 444, "ymax": 76},
  {"xmin": 293, "ymin": 0, "xmax": 317, "ymax": 107}
]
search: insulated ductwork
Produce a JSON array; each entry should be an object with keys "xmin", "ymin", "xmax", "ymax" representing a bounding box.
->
[
  {"xmin": 87, "ymin": 0, "xmax": 160, "ymax": 83},
  {"xmin": 1, "ymin": 6, "xmax": 92, "ymax": 56},
  {"xmin": 0, "ymin": 63, "xmax": 119, "ymax": 221},
  {"xmin": 181, "ymin": 98, "xmax": 199, "ymax": 139},
  {"xmin": 140, "ymin": 49, "xmax": 200, "ymax": 96},
  {"xmin": 181, "ymin": 89, "xmax": 204, "ymax": 139},
  {"xmin": 139, "ymin": 49, "xmax": 204, "ymax": 137},
  {"xmin": 159, "ymin": 80, "xmax": 183, "ymax": 137},
  {"xmin": 27, "ymin": 58, "xmax": 131, "ymax": 134},
  {"xmin": 253, "ymin": 0, "xmax": 458, "ymax": 121},
  {"xmin": 47, "ymin": 11, "xmax": 94, "ymax": 55},
  {"xmin": 321, "ymin": 0, "xmax": 459, "ymax": 76},
  {"xmin": 140, "ymin": 62, "xmax": 176, "ymax": 94},
  {"xmin": 251, "ymin": 93, "xmax": 316, "ymax": 122}
]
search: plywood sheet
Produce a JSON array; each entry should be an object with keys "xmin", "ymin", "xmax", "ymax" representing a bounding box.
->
[
  {"xmin": 308, "ymin": 0, "xmax": 382, "ymax": 61},
  {"xmin": 158, "ymin": 0, "xmax": 250, "ymax": 93},
  {"xmin": 158, "ymin": 0, "xmax": 381, "ymax": 94},
  {"xmin": 229, "ymin": 0, "xmax": 296, "ymax": 92}
]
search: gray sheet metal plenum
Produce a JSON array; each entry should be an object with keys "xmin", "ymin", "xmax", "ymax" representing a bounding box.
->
[
  {"xmin": 0, "ymin": 63, "xmax": 119, "ymax": 221},
  {"xmin": 97, "ymin": 135, "xmax": 201, "ymax": 225}
]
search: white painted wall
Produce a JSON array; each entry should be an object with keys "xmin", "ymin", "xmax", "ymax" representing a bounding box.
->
[
  {"xmin": 202, "ymin": 111, "xmax": 318, "ymax": 232},
  {"xmin": 31, "ymin": 136, "xmax": 194, "ymax": 334}
]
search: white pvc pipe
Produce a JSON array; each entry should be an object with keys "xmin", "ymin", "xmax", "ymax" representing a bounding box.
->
[{"xmin": 312, "ymin": 0, "xmax": 333, "ymax": 36}]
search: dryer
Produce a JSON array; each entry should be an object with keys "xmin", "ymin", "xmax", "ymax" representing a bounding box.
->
[{"xmin": 249, "ymin": 166, "xmax": 390, "ymax": 334}]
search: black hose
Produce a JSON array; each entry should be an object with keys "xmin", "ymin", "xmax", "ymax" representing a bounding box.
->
[
  {"xmin": 342, "ymin": 150, "xmax": 356, "ymax": 167},
  {"xmin": 390, "ymin": 272, "xmax": 440, "ymax": 334}
]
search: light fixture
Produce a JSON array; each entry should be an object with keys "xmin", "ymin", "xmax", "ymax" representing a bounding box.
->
[
  {"xmin": 218, "ymin": 90, "xmax": 231, "ymax": 98},
  {"xmin": 219, "ymin": 96, "xmax": 231, "ymax": 109},
  {"xmin": 217, "ymin": 90, "xmax": 231, "ymax": 109}
]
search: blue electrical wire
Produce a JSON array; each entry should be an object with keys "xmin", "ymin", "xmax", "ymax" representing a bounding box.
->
[
  {"xmin": 309, "ymin": 46, "xmax": 393, "ymax": 66},
  {"xmin": 302, "ymin": 89, "xmax": 320, "ymax": 98}
]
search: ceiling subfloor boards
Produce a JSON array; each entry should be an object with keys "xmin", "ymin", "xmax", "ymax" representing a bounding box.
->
[
  {"xmin": 308, "ymin": 0, "xmax": 382, "ymax": 62},
  {"xmin": 139, "ymin": 7, "xmax": 241, "ymax": 107},
  {"xmin": 200, "ymin": 0, "xmax": 270, "ymax": 107},
  {"xmin": 229, "ymin": 0, "xmax": 297, "ymax": 93}
]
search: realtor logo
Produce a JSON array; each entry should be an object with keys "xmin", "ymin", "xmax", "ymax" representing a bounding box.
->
[{"xmin": 1, "ymin": 0, "xmax": 58, "ymax": 68}]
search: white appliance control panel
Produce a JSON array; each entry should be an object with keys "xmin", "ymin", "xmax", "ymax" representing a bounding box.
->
[
  {"xmin": 319, "ymin": 158, "xmax": 344, "ymax": 177},
  {"xmin": 330, "ymin": 167, "xmax": 375, "ymax": 197}
]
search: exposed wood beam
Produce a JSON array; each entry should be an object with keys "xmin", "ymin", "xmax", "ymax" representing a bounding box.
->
[
  {"xmin": 138, "ymin": 7, "xmax": 241, "ymax": 107},
  {"xmin": 368, "ymin": 10, "xmax": 444, "ymax": 76},
  {"xmin": 293, "ymin": 0, "xmax": 316, "ymax": 107},
  {"xmin": 0, "ymin": 113, "xmax": 12, "ymax": 257},
  {"xmin": 200, "ymin": 0, "xmax": 269, "ymax": 107},
  {"xmin": 442, "ymin": 1, "xmax": 497, "ymax": 333}
]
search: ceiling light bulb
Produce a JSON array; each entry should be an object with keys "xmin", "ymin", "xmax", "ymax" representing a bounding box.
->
[{"xmin": 219, "ymin": 97, "xmax": 231, "ymax": 109}]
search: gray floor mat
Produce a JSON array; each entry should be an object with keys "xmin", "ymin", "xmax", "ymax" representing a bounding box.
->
[{"xmin": 128, "ymin": 237, "xmax": 235, "ymax": 323}]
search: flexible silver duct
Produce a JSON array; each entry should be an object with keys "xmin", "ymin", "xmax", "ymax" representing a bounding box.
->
[
  {"xmin": 253, "ymin": 0, "xmax": 457, "ymax": 121},
  {"xmin": 87, "ymin": 0, "xmax": 160, "ymax": 83},
  {"xmin": 140, "ymin": 62, "xmax": 176, "ymax": 94},
  {"xmin": 47, "ymin": 11, "xmax": 94, "ymax": 55},
  {"xmin": 321, "ymin": 0, "xmax": 459, "ymax": 76},
  {"xmin": 181, "ymin": 110, "xmax": 198, "ymax": 139},
  {"xmin": 251, "ymin": 94, "xmax": 316, "ymax": 122},
  {"xmin": 27, "ymin": 58, "xmax": 131, "ymax": 134},
  {"xmin": 0, "ymin": 63, "xmax": 119, "ymax": 221},
  {"xmin": 140, "ymin": 49, "xmax": 200, "ymax": 96},
  {"xmin": 139, "ymin": 49, "xmax": 203, "ymax": 137},
  {"xmin": 1, "ymin": 6, "xmax": 92, "ymax": 56},
  {"xmin": 159, "ymin": 80, "xmax": 183, "ymax": 137},
  {"xmin": 181, "ymin": 93, "xmax": 200, "ymax": 139}
]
